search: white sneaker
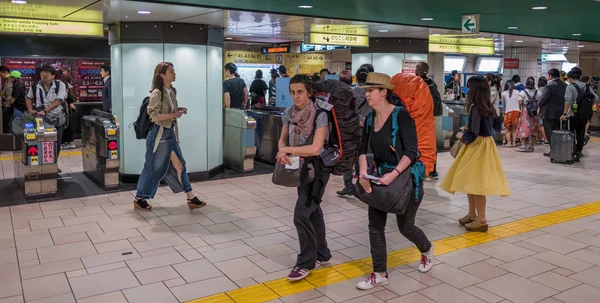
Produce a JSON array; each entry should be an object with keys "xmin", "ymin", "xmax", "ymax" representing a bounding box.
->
[
  {"xmin": 356, "ymin": 273, "xmax": 389, "ymax": 290},
  {"xmin": 418, "ymin": 244, "xmax": 434, "ymax": 273},
  {"xmin": 316, "ymin": 259, "xmax": 331, "ymax": 267}
]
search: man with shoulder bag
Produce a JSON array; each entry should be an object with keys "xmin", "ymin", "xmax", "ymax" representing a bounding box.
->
[{"xmin": 26, "ymin": 65, "xmax": 68, "ymax": 166}]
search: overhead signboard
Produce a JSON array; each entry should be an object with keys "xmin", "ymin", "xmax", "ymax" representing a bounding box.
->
[
  {"xmin": 224, "ymin": 51, "xmax": 325, "ymax": 65},
  {"xmin": 429, "ymin": 35, "xmax": 493, "ymax": 47},
  {"xmin": 301, "ymin": 43, "xmax": 349, "ymax": 52},
  {"xmin": 0, "ymin": 3, "xmax": 102, "ymax": 21},
  {"xmin": 0, "ymin": 18, "xmax": 103, "ymax": 37},
  {"xmin": 310, "ymin": 33, "xmax": 369, "ymax": 47},
  {"xmin": 310, "ymin": 24, "xmax": 369, "ymax": 36},
  {"xmin": 428, "ymin": 35, "xmax": 494, "ymax": 55},
  {"xmin": 429, "ymin": 44, "xmax": 494, "ymax": 55},
  {"xmin": 462, "ymin": 14, "xmax": 480, "ymax": 34}
]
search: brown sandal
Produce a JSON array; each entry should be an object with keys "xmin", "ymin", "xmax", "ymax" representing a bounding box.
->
[
  {"xmin": 465, "ymin": 220, "xmax": 488, "ymax": 232},
  {"xmin": 458, "ymin": 215, "xmax": 476, "ymax": 226},
  {"xmin": 134, "ymin": 199, "xmax": 152, "ymax": 210},
  {"xmin": 187, "ymin": 197, "xmax": 207, "ymax": 210}
]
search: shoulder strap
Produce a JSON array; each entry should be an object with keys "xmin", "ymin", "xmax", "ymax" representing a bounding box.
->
[
  {"xmin": 573, "ymin": 83, "xmax": 582, "ymax": 94},
  {"xmin": 533, "ymin": 90, "xmax": 537, "ymax": 98},
  {"xmin": 524, "ymin": 90, "xmax": 531, "ymax": 99},
  {"xmin": 54, "ymin": 80, "xmax": 61, "ymax": 95},
  {"xmin": 365, "ymin": 111, "xmax": 375, "ymax": 135},
  {"xmin": 391, "ymin": 106, "xmax": 401, "ymax": 148}
]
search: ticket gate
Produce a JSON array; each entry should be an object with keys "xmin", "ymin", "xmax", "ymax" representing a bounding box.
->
[
  {"xmin": 435, "ymin": 103, "xmax": 458, "ymax": 150},
  {"xmin": 81, "ymin": 110, "xmax": 120, "ymax": 189},
  {"xmin": 11, "ymin": 115, "xmax": 59, "ymax": 199},
  {"xmin": 224, "ymin": 108, "xmax": 257, "ymax": 172}
]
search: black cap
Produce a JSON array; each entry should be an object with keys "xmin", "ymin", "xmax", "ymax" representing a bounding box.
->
[{"xmin": 278, "ymin": 65, "xmax": 287, "ymax": 74}]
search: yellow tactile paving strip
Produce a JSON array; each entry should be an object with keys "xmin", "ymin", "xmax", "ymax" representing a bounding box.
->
[
  {"xmin": 187, "ymin": 201, "xmax": 600, "ymax": 303},
  {"xmin": 0, "ymin": 151, "xmax": 82, "ymax": 161},
  {"xmin": 589, "ymin": 137, "xmax": 600, "ymax": 143}
]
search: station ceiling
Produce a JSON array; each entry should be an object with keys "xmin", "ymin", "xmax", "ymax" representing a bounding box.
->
[
  {"xmin": 2, "ymin": 0, "xmax": 599, "ymax": 52},
  {"xmin": 145, "ymin": 0, "xmax": 600, "ymax": 43}
]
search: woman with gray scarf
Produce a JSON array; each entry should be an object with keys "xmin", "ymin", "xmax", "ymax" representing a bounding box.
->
[{"xmin": 277, "ymin": 74, "xmax": 332, "ymax": 282}]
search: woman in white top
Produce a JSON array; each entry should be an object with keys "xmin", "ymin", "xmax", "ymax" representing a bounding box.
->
[
  {"xmin": 516, "ymin": 77, "xmax": 540, "ymax": 152},
  {"xmin": 501, "ymin": 80, "xmax": 521, "ymax": 147}
]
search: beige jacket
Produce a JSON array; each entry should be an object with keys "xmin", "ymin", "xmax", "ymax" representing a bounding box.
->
[{"xmin": 147, "ymin": 88, "xmax": 179, "ymax": 153}]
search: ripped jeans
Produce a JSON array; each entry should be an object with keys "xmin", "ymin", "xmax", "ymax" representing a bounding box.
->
[{"xmin": 136, "ymin": 124, "xmax": 192, "ymax": 199}]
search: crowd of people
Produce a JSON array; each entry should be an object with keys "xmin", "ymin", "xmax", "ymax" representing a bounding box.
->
[
  {"xmin": 4, "ymin": 59, "xmax": 595, "ymax": 291},
  {"xmin": 494, "ymin": 69, "xmax": 598, "ymax": 162}
]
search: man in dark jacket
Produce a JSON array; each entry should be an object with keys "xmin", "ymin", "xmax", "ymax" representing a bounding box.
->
[
  {"xmin": 416, "ymin": 62, "xmax": 441, "ymax": 180},
  {"xmin": 101, "ymin": 65, "xmax": 111, "ymax": 113},
  {"xmin": 538, "ymin": 68, "xmax": 567, "ymax": 157}
]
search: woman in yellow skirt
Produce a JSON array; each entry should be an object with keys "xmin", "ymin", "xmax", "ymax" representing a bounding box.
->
[{"xmin": 441, "ymin": 76, "xmax": 510, "ymax": 232}]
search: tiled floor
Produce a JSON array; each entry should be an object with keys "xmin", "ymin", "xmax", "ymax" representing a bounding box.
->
[{"xmin": 2, "ymin": 141, "xmax": 600, "ymax": 303}]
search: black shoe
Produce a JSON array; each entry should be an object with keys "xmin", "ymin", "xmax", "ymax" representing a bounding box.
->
[
  {"xmin": 429, "ymin": 171, "xmax": 439, "ymax": 180},
  {"xmin": 336, "ymin": 188, "xmax": 354, "ymax": 196},
  {"xmin": 574, "ymin": 154, "xmax": 581, "ymax": 163},
  {"xmin": 584, "ymin": 135, "xmax": 590, "ymax": 147},
  {"xmin": 543, "ymin": 152, "xmax": 550, "ymax": 157}
]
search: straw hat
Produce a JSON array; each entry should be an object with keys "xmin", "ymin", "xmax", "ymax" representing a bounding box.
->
[{"xmin": 361, "ymin": 72, "xmax": 394, "ymax": 90}]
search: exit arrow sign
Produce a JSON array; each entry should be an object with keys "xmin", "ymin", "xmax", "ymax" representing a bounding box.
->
[{"xmin": 462, "ymin": 14, "xmax": 480, "ymax": 34}]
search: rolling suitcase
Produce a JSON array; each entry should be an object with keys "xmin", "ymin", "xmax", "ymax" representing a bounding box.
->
[{"xmin": 550, "ymin": 120, "xmax": 575, "ymax": 165}]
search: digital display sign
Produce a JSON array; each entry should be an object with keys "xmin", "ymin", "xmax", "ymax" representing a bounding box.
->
[
  {"xmin": 261, "ymin": 46, "xmax": 290, "ymax": 54},
  {"xmin": 301, "ymin": 43, "xmax": 350, "ymax": 52},
  {"xmin": 0, "ymin": 18, "xmax": 103, "ymax": 37}
]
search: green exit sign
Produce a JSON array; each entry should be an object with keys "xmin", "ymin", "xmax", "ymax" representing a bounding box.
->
[{"xmin": 462, "ymin": 14, "xmax": 480, "ymax": 34}]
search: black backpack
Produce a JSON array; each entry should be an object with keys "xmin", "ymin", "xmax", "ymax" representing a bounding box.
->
[
  {"xmin": 524, "ymin": 90, "xmax": 539, "ymax": 117},
  {"xmin": 132, "ymin": 97, "xmax": 152, "ymax": 139},
  {"xmin": 313, "ymin": 80, "xmax": 361, "ymax": 175},
  {"xmin": 425, "ymin": 78, "xmax": 443, "ymax": 116},
  {"xmin": 573, "ymin": 84, "xmax": 595, "ymax": 119}
]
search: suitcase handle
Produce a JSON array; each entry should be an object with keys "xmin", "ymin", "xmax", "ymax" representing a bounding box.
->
[{"xmin": 560, "ymin": 119, "xmax": 570, "ymax": 131}]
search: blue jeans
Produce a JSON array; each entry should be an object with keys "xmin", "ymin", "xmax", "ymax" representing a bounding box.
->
[
  {"xmin": 136, "ymin": 124, "xmax": 192, "ymax": 199},
  {"xmin": 9, "ymin": 108, "xmax": 24, "ymax": 133}
]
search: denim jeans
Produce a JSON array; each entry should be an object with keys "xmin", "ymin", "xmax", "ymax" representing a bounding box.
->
[
  {"xmin": 368, "ymin": 189, "xmax": 430, "ymax": 273},
  {"xmin": 294, "ymin": 159, "xmax": 332, "ymax": 269},
  {"xmin": 9, "ymin": 108, "xmax": 24, "ymax": 133},
  {"xmin": 136, "ymin": 124, "xmax": 192, "ymax": 199}
]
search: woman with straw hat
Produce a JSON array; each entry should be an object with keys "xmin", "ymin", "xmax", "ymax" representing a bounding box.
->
[{"xmin": 355, "ymin": 72, "xmax": 433, "ymax": 291}]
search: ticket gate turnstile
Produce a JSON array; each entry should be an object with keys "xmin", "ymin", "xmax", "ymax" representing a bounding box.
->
[
  {"xmin": 11, "ymin": 115, "xmax": 59, "ymax": 198},
  {"xmin": 224, "ymin": 108, "xmax": 257, "ymax": 172},
  {"xmin": 81, "ymin": 110, "xmax": 120, "ymax": 189}
]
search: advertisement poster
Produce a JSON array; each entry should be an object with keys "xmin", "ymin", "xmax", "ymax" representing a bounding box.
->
[
  {"xmin": 1, "ymin": 57, "xmax": 108, "ymax": 102},
  {"xmin": 402, "ymin": 60, "xmax": 420, "ymax": 75}
]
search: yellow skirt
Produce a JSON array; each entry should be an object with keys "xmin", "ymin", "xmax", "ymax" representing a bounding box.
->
[{"xmin": 440, "ymin": 136, "xmax": 511, "ymax": 196}]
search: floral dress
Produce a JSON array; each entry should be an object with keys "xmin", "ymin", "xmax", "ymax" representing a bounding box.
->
[{"xmin": 517, "ymin": 89, "xmax": 539, "ymax": 139}]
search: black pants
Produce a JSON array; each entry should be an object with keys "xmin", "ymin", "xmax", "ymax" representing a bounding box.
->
[
  {"xmin": 2, "ymin": 106, "xmax": 13, "ymax": 134},
  {"xmin": 294, "ymin": 161, "xmax": 332, "ymax": 269},
  {"xmin": 55, "ymin": 126, "xmax": 64, "ymax": 163},
  {"xmin": 543, "ymin": 118, "xmax": 560, "ymax": 146},
  {"xmin": 368, "ymin": 191, "xmax": 431, "ymax": 273},
  {"xmin": 62, "ymin": 122, "xmax": 73, "ymax": 143},
  {"xmin": 569, "ymin": 117, "xmax": 588, "ymax": 154}
]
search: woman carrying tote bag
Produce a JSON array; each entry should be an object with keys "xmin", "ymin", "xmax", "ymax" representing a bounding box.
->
[
  {"xmin": 354, "ymin": 73, "xmax": 433, "ymax": 291},
  {"xmin": 275, "ymin": 74, "xmax": 332, "ymax": 282}
]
